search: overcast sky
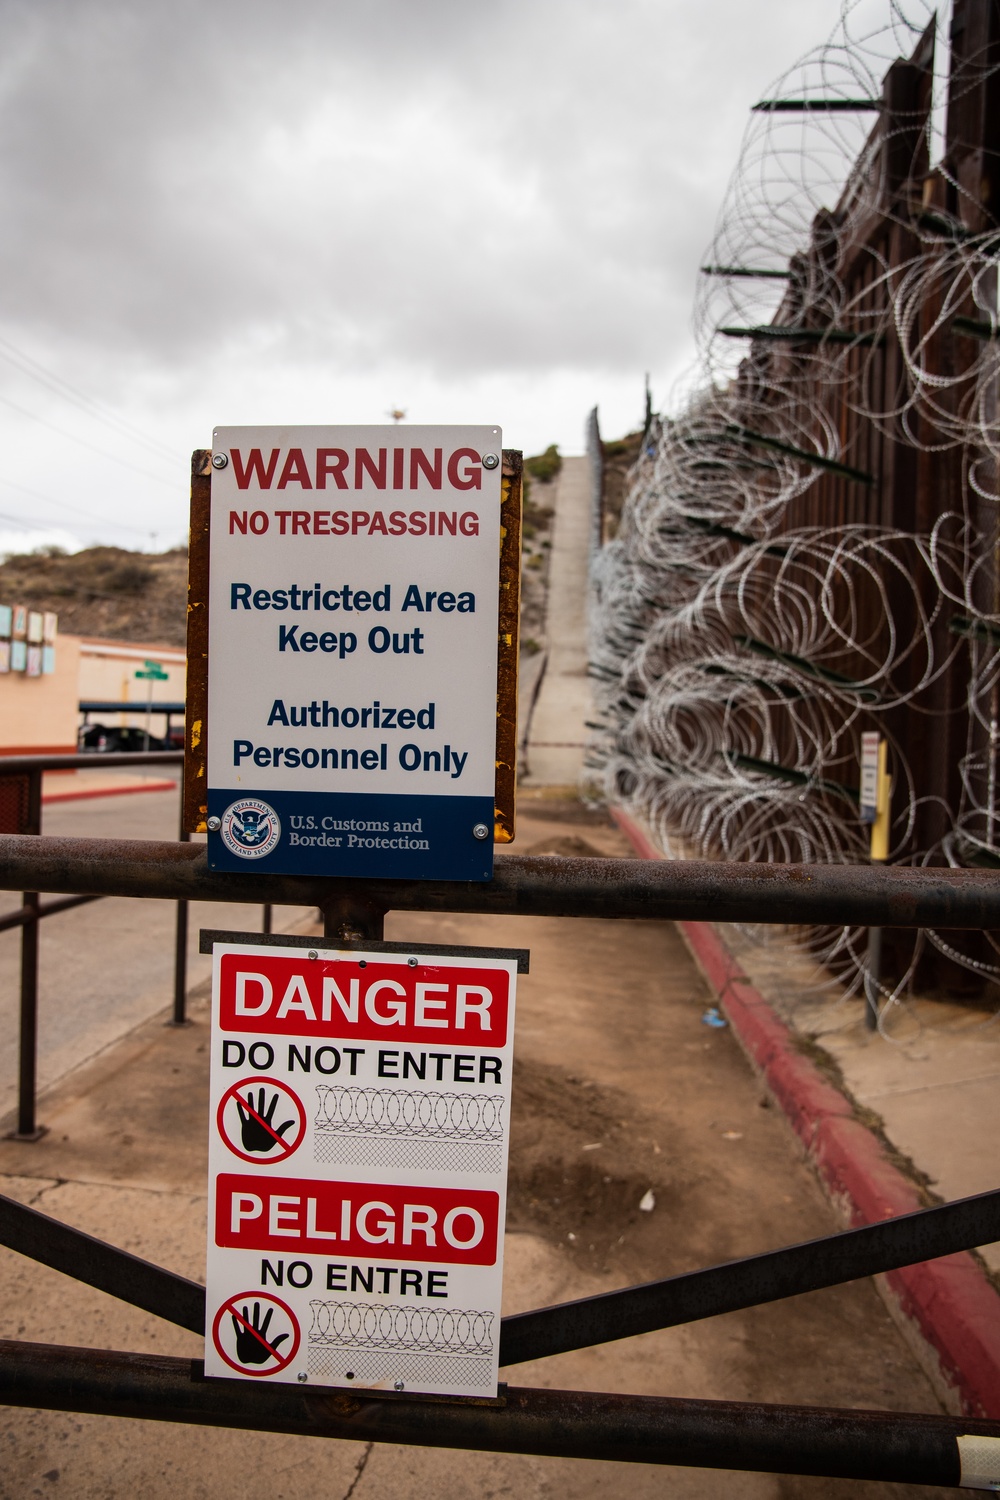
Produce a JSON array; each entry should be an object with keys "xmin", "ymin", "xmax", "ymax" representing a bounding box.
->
[{"xmin": 0, "ymin": 0, "xmax": 844, "ymax": 554}]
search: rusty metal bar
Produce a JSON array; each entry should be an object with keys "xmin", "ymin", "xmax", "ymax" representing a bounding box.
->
[
  {"xmin": 0, "ymin": 1193, "xmax": 204, "ymax": 1334},
  {"xmin": 171, "ymin": 788, "xmax": 191, "ymax": 1026},
  {"xmin": 13, "ymin": 770, "xmax": 43, "ymax": 1141},
  {"xmin": 0, "ymin": 835, "xmax": 999, "ymax": 929},
  {"xmin": 0, "ymin": 751, "xmax": 182, "ymax": 774},
  {"xmin": 184, "ymin": 450, "xmax": 211, "ymax": 834},
  {"xmin": 4, "ymin": 1181, "xmax": 1000, "ymax": 1369},
  {"xmin": 494, "ymin": 450, "xmax": 522, "ymax": 844},
  {"xmin": 1, "ymin": 1340, "xmax": 995, "ymax": 1485},
  {"xmin": 321, "ymin": 894, "xmax": 387, "ymax": 944},
  {"xmin": 0, "ymin": 893, "xmax": 99, "ymax": 935},
  {"xmin": 499, "ymin": 1188, "xmax": 1000, "ymax": 1366},
  {"xmin": 15, "ymin": 890, "xmax": 41, "ymax": 1140}
]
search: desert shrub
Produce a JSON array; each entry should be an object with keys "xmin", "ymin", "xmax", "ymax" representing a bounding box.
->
[{"xmin": 525, "ymin": 444, "xmax": 561, "ymax": 483}]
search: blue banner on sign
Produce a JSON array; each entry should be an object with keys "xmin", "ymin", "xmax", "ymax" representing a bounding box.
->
[{"xmin": 206, "ymin": 789, "xmax": 495, "ymax": 881}]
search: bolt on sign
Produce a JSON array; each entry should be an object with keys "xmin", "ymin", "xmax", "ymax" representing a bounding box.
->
[
  {"xmin": 200, "ymin": 426, "xmax": 510, "ymax": 882},
  {"xmin": 204, "ymin": 937, "xmax": 524, "ymax": 1399}
]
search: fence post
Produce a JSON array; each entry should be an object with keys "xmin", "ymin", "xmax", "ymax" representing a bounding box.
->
[
  {"xmin": 864, "ymin": 925, "xmax": 882, "ymax": 1031},
  {"xmin": 321, "ymin": 896, "xmax": 386, "ymax": 944},
  {"xmin": 170, "ymin": 797, "xmax": 191, "ymax": 1028},
  {"xmin": 13, "ymin": 769, "xmax": 44, "ymax": 1140}
]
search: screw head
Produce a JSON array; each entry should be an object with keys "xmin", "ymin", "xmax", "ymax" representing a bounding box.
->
[
  {"xmin": 308, "ymin": 950, "xmax": 318, "ymax": 960},
  {"xmin": 394, "ymin": 1380, "xmax": 405, "ymax": 1391},
  {"xmin": 297, "ymin": 1372, "xmax": 308, "ymax": 1383},
  {"xmin": 206, "ymin": 816, "xmax": 221, "ymax": 831},
  {"xmin": 481, "ymin": 453, "xmax": 499, "ymax": 469},
  {"xmin": 407, "ymin": 956, "xmax": 418, "ymax": 967},
  {"xmin": 472, "ymin": 822, "xmax": 490, "ymax": 841},
  {"xmin": 211, "ymin": 452, "xmax": 228, "ymax": 470}
]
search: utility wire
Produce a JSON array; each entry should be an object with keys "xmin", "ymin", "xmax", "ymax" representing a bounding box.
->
[
  {"xmin": 0, "ymin": 389, "xmax": 177, "ymax": 490},
  {"xmin": 0, "ymin": 331, "xmax": 177, "ymax": 466},
  {"xmin": 0, "ymin": 475, "xmax": 152, "ymax": 538}
]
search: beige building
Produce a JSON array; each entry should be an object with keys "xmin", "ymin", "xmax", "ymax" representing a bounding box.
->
[{"xmin": 0, "ymin": 632, "xmax": 186, "ymax": 756}]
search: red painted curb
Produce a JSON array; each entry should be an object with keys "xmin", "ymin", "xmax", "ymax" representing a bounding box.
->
[
  {"xmin": 611, "ymin": 805, "xmax": 1000, "ymax": 1418},
  {"xmin": 43, "ymin": 780, "xmax": 177, "ymax": 805}
]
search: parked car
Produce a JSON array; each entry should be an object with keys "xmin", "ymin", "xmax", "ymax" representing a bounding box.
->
[{"xmin": 79, "ymin": 723, "xmax": 170, "ymax": 753}]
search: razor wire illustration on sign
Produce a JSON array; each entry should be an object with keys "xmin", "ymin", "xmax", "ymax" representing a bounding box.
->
[
  {"xmin": 307, "ymin": 1301, "xmax": 495, "ymax": 1389},
  {"xmin": 313, "ymin": 1085, "xmax": 505, "ymax": 1173}
]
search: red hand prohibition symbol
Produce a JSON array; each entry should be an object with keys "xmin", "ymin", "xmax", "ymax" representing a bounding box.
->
[
  {"xmin": 217, "ymin": 1076, "xmax": 306, "ymax": 1164},
  {"xmin": 212, "ymin": 1291, "xmax": 300, "ymax": 1377}
]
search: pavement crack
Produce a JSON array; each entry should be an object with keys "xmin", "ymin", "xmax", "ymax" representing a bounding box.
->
[
  {"xmin": 25, "ymin": 1178, "xmax": 65, "ymax": 1207},
  {"xmin": 342, "ymin": 1441, "xmax": 374, "ymax": 1500}
]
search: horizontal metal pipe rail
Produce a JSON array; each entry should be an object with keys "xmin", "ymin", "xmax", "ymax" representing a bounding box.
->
[
  {"xmin": 0, "ymin": 751, "xmax": 182, "ymax": 774},
  {"xmin": 0, "ymin": 834, "xmax": 999, "ymax": 928},
  {"xmin": 0, "ymin": 893, "xmax": 100, "ymax": 935},
  {"xmin": 1, "ymin": 1341, "xmax": 995, "ymax": 1485},
  {"xmin": 4, "ymin": 1185, "xmax": 1000, "ymax": 1364}
]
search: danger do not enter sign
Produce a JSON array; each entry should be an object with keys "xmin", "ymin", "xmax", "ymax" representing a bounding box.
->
[{"xmin": 204, "ymin": 936, "xmax": 523, "ymax": 1399}]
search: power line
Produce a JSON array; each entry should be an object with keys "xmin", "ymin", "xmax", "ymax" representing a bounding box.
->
[
  {"xmin": 0, "ymin": 388, "xmax": 178, "ymax": 490},
  {"xmin": 0, "ymin": 475, "xmax": 152, "ymax": 538},
  {"xmin": 0, "ymin": 332, "xmax": 177, "ymax": 465}
]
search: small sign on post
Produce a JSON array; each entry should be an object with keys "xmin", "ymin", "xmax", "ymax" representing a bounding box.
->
[
  {"xmin": 204, "ymin": 937, "xmax": 523, "ymax": 1399},
  {"xmin": 135, "ymin": 660, "xmax": 170, "ymax": 748},
  {"xmin": 860, "ymin": 731, "xmax": 891, "ymax": 859},
  {"xmin": 859, "ymin": 731, "xmax": 880, "ymax": 824},
  {"xmin": 200, "ymin": 425, "xmax": 506, "ymax": 882}
]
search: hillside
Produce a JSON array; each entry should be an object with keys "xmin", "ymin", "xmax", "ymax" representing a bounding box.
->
[
  {"xmin": 0, "ymin": 546, "xmax": 188, "ymax": 646},
  {"xmin": 0, "ymin": 441, "xmax": 589, "ymax": 650}
]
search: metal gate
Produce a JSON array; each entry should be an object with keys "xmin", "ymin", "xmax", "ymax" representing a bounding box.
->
[{"xmin": 1, "ymin": 831, "xmax": 1000, "ymax": 1487}]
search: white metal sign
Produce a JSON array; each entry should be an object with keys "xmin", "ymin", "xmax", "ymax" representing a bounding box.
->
[
  {"xmin": 860, "ymin": 730, "xmax": 880, "ymax": 824},
  {"xmin": 205, "ymin": 939, "xmax": 521, "ymax": 1399},
  {"xmin": 206, "ymin": 425, "xmax": 502, "ymax": 881}
]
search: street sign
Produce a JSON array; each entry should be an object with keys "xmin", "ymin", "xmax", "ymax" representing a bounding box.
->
[
  {"xmin": 202, "ymin": 425, "xmax": 504, "ymax": 882},
  {"xmin": 135, "ymin": 668, "xmax": 169, "ymax": 680},
  {"xmin": 204, "ymin": 937, "xmax": 523, "ymax": 1399}
]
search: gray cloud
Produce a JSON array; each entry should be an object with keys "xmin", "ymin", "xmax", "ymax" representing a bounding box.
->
[{"xmin": 0, "ymin": 0, "xmax": 841, "ymax": 546}]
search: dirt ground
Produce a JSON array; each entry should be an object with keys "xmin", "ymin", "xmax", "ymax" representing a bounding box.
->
[{"xmin": 0, "ymin": 792, "xmax": 963, "ymax": 1498}]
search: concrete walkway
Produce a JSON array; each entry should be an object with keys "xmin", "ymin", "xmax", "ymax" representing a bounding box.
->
[
  {"xmin": 521, "ymin": 456, "xmax": 592, "ymax": 787},
  {"xmin": 729, "ymin": 929, "xmax": 1000, "ymax": 1274},
  {"xmin": 611, "ymin": 807, "xmax": 1000, "ymax": 1418}
]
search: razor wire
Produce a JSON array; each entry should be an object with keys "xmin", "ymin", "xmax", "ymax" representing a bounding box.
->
[{"xmin": 588, "ymin": 0, "xmax": 1000, "ymax": 1019}]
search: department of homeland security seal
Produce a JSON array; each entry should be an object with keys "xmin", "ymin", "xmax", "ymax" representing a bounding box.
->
[{"xmin": 220, "ymin": 798, "xmax": 281, "ymax": 859}]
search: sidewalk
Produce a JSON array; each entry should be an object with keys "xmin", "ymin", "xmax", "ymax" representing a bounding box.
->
[
  {"xmin": 613, "ymin": 807, "xmax": 1000, "ymax": 1420},
  {"xmin": 42, "ymin": 767, "xmax": 178, "ymax": 803},
  {"xmin": 521, "ymin": 456, "xmax": 593, "ymax": 786},
  {"xmin": 727, "ymin": 928, "xmax": 1000, "ymax": 1273}
]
